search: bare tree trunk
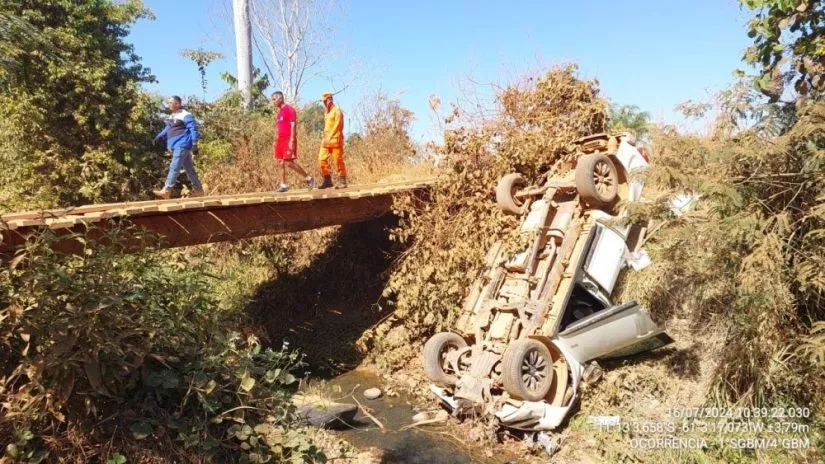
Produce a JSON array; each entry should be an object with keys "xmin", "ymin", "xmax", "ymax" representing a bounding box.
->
[
  {"xmin": 233, "ymin": 0, "xmax": 253, "ymax": 110},
  {"xmin": 250, "ymin": 0, "xmax": 336, "ymax": 104}
]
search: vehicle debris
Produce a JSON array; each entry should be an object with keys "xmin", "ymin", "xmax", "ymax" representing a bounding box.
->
[{"xmin": 402, "ymin": 410, "xmax": 450, "ymax": 430}]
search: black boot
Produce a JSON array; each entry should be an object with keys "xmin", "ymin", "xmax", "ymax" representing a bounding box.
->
[{"xmin": 318, "ymin": 175, "xmax": 333, "ymax": 189}]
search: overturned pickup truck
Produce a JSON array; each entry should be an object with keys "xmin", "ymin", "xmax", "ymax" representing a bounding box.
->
[{"xmin": 423, "ymin": 132, "xmax": 673, "ymax": 431}]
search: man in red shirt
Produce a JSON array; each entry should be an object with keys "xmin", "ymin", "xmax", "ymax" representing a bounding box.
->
[{"xmin": 272, "ymin": 91, "xmax": 314, "ymax": 192}]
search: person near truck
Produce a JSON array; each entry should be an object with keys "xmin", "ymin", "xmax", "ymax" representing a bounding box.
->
[
  {"xmin": 152, "ymin": 95, "xmax": 204, "ymax": 199},
  {"xmin": 271, "ymin": 91, "xmax": 314, "ymax": 192},
  {"xmin": 318, "ymin": 91, "xmax": 347, "ymax": 189}
]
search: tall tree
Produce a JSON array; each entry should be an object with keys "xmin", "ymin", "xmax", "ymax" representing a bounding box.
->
[
  {"xmin": 250, "ymin": 0, "xmax": 336, "ymax": 103},
  {"xmin": 608, "ymin": 102, "xmax": 651, "ymax": 138},
  {"xmin": 0, "ymin": 12, "xmax": 52, "ymax": 79},
  {"xmin": 0, "ymin": 0, "xmax": 158, "ymax": 209},
  {"xmin": 181, "ymin": 48, "xmax": 224, "ymax": 100},
  {"xmin": 742, "ymin": 0, "xmax": 825, "ymax": 100},
  {"xmin": 233, "ymin": 0, "xmax": 253, "ymax": 110}
]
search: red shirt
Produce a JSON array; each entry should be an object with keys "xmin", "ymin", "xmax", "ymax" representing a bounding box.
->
[{"xmin": 276, "ymin": 104, "xmax": 296, "ymax": 140}]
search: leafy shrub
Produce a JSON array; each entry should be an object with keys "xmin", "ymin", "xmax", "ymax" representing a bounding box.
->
[
  {"xmin": 0, "ymin": 1, "xmax": 164, "ymax": 210},
  {"xmin": 0, "ymin": 226, "xmax": 323, "ymax": 462}
]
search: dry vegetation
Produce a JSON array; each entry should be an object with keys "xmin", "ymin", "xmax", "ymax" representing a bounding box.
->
[
  {"xmin": 360, "ymin": 65, "xmax": 607, "ymax": 368},
  {"xmin": 195, "ymin": 63, "xmax": 823, "ymax": 462}
]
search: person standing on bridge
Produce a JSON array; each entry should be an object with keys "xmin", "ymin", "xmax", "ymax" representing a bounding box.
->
[
  {"xmin": 271, "ymin": 91, "xmax": 314, "ymax": 192},
  {"xmin": 318, "ymin": 91, "xmax": 347, "ymax": 189},
  {"xmin": 152, "ymin": 96, "xmax": 204, "ymax": 199}
]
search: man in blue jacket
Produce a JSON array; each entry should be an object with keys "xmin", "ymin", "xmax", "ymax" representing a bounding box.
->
[{"xmin": 152, "ymin": 96, "xmax": 205, "ymax": 199}]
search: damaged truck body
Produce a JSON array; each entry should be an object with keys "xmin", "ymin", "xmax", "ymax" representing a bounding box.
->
[{"xmin": 423, "ymin": 132, "xmax": 674, "ymax": 431}]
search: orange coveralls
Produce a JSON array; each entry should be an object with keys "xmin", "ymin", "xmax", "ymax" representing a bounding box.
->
[{"xmin": 319, "ymin": 104, "xmax": 347, "ymax": 177}]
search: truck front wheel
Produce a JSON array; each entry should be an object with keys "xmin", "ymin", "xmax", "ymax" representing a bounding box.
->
[
  {"xmin": 575, "ymin": 153, "xmax": 618, "ymax": 208},
  {"xmin": 501, "ymin": 339, "xmax": 553, "ymax": 401}
]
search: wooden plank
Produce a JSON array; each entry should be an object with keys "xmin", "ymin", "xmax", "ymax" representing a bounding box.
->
[
  {"xmin": 46, "ymin": 217, "xmax": 86, "ymax": 229},
  {"xmin": 1, "ymin": 212, "xmax": 56, "ymax": 221},
  {"xmin": 85, "ymin": 210, "xmax": 127, "ymax": 219},
  {"xmin": 158, "ymin": 204, "xmax": 186, "ymax": 212},
  {"xmin": 221, "ymin": 198, "xmax": 248, "ymax": 206},
  {"xmin": 6, "ymin": 219, "xmax": 41, "ymax": 228}
]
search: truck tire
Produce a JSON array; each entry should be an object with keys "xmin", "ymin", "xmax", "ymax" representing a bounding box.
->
[
  {"xmin": 422, "ymin": 332, "xmax": 467, "ymax": 387},
  {"xmin": 575, "ymin": 153, "xmax": 618, "ymax": 208},
  {"xmin": 501, "ymin": 339, "xmax": 553, "ymax": 401},
  {"xmin": 496, "ymin": 173, "xmax": 527, "ymax": 216}
]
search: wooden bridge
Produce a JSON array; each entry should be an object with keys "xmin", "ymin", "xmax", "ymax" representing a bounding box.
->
[{"xmin": 0, "ymin": 178, "xmax": 434, "ymax": 256}]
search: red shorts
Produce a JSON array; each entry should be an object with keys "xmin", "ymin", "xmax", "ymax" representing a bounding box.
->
[{"xmin": 274, "ymin": 137, "xmax": 297, "ymax": 161}]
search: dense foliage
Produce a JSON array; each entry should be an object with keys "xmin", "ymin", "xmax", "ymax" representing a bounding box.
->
[
  {"xmin": 0, "ymin": 228, "xmax": 323, "ymax": 463},
  {"xmin": 0, "ymin": 0, "xmax": 162, "ymax": 210},
  {"xmin": 742, "ymin": 0, "xmax": 825, "ymax": 100},
  {"xmin": 608, "ymin": 103, "xmax": 651, "ymax": 138}
]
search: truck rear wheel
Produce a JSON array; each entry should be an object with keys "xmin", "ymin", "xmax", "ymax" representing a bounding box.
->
[
  {"xmin": 501, "ymin": 339, "xmax": 553, "ymax": 401},
  {"xmin": 575, "ymin": 153, "xmax": 618, "ymax": 208},
  {"xmin": 496, "ymin": 173, "xmax": 527, "ymax": 216},
  {"xmin": 422, "ymin": 332, "xmax": 468, "ymax": 387}
]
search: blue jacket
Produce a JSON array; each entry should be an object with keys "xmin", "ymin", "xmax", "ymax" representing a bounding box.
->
[{"xmin": 155, "ymin": 109, "xmax": 199, "ymax": 150}]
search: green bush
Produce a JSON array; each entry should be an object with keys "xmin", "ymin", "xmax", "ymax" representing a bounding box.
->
[
  {"xmin": 0, "ymin": 226, "xmax": 324, "ymax": 462},
  {"xmin": 0, "ymin": 1, "xmax": 164, "ymax": 210}
]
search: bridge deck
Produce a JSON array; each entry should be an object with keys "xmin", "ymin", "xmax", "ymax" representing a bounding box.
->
[{"xmin": 0, "ymin": 178, "xmax": 433, "ymax": 256}]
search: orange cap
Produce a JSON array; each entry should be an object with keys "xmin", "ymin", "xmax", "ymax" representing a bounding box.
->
[{"xmin": 321, "ymin": 91, "xmax": 333, "ymax": 101}]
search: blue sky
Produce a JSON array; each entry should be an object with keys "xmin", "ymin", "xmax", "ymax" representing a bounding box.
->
[{"xmin": 129, "ymin": 1, "xmax": 754, "ymax": 141}]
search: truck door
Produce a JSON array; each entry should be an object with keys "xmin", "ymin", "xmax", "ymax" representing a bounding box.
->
[{"xmin": 556, "ymin": 300, "xmax": 673, "ymax": 363}]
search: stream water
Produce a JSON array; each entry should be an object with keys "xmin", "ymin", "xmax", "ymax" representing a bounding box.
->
[{"xmin": 312, "ymin": 368, "xmax": 520, "ymax": 464}]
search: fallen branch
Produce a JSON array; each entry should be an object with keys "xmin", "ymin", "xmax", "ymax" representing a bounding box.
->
[
  {"xmin": 637, "ymin": 219, "xmax": 670, "ymax": 249},
  {"xmin": 399, "ymin": 415, "xmax": 448, "ymax": 431},
  {"xmin": 330, "ymin": 383, "xmax": 360, "ymax": 402},
  {"xmin": 352, "ymin": 396, "xmax": 386, "ymax": 433}
]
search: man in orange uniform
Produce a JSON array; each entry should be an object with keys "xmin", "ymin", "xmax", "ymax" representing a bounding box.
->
[{"xmin": 318, "ymin": 91, "xmax": 347, "ymax": 189}]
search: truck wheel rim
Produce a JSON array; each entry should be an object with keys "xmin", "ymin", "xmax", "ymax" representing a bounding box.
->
[
  {"xmin": 521, "ymin": 349, "xmax": 548, "ymax": 391},
  {"xmin": 511, "ymin": 182, "xmax": 524, "ymax": 206},
  {"xmin": 594, "ymin": 160, "xmax": 614, "ymax": 196}
]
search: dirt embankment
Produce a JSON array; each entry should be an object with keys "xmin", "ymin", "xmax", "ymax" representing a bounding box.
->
[{"xmin": 242, "ymin": 217, "xmax": 403, "ymax": 378}]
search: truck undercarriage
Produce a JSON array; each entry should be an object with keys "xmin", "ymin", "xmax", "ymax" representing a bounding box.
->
[{"xmin": 422, "ymin": 132, "xmax": 673, "ymax": 431}]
